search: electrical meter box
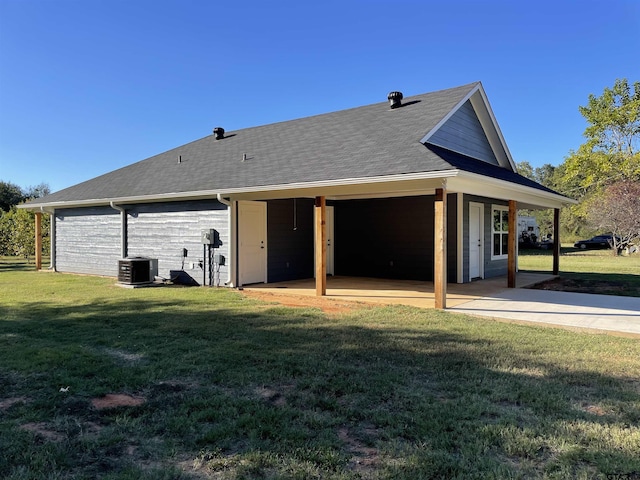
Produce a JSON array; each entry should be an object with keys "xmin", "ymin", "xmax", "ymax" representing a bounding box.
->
[{"xmin": 201, "ymin": 229, "xmax": 216, "ymax": 245}]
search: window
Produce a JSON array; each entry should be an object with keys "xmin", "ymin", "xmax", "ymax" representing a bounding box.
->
[{"xmin": 492, "ymin": 205, "xmax": 509, "ymax": 259}]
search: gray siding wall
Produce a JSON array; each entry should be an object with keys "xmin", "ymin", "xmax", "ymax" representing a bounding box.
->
[
  {"xmin": 428, "ymin": 100, "xmax": 499, "ymax": 165},
  {"xmin": 127, "ymin": 200, "xmax": 229, "ymax": 283},
  {"xmin": 55, "ymin": 207, "xmax": 121, "ymax": 276},
  {"xmin": 463, "ymin": 195, "xmax": 508, "ymax": 282},
  {"xmin": 54, "ymin": 200, "xmax": 229, "ymax": 282}
]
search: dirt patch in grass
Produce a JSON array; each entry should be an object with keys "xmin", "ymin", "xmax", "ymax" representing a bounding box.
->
[
  {"xmin": 91, "ymin": 393, "xmax": 146, "ymax": 410},
  {"xmin": 255, "ymin": 385, "xmax": 293, "ymax": 407},
  {"xmin": 338, "ymin": 426, "xmax": 381, "ymax": 474},
  {"xmin": 20, "ymin": 422, "xmax": 65, "ymax": 442},
  {"xmin": 241, "ymin": 290, "xmax": 368, "ymax": 315},
  {"xmin": 531, "ymin": 277, "xmax": 640, "ymax": 296},
  {"xmin": 0, "ymin": 396, "xmax": 28, "ymax": 411}
]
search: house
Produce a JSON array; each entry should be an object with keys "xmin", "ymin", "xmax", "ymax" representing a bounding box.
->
[{"xmin": 22, "ymin": 82, "xmax": 574, "ymax": 308}]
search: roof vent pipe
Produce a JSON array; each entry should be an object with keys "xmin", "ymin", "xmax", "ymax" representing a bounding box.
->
[
  {"xmin": 388, "ymin": 91, "xmax": 403, "ymax": 109},
  {"xmin": 213, "ymin": 127, "xmax": 225, "ymax": 140}
]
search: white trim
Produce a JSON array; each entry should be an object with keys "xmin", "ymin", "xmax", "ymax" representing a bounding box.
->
[
  {"xmin": 21, "ymin": 162, "xmax": 575, "ymax": 213},
  {"xmin": 456, "ymin": 193, "xmax": 464, "ymax": 283},
  {"xmin": 238, "ymin": 200, "xmax": 268, "ymax": 286},
  {"xmin": 491, "ymin": 204, "xmax": 509, "ymax": 260},
  {"xmin": 19, "ymin": 171, "xmax": 460, "ymax": 210},
  {"xmin": 469, "ymin": 88, "xmax": 516, "ymax": 170},
  {"xmin": 468, "ymin": 201, "xmax": 485, "ymax": 280},
  {"xmin": 449, "ymin": 171, "xmax": 576, "ymax": 208},
  {"xmin": 228, "ymin": 201, "xmax": 238, "ymax": 287}
]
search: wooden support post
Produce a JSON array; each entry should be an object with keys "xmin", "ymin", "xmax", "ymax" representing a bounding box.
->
[
  {"xmin": 35, "ymin": 212, "xmax": 42, "ymax": 270},
  {"xmin": 434, "ymin": 188, "xmax": 447, "ymax": 309},
  {"xmin": 315, "ymin": 196, "xmax": 326, "ymax": 296},
  {"xmin": 553, "ymin": 208, "xmax": 560, "ymax": 275},
  {"xmin": 507, "ymin": 200, "xmax": 517, "ymax": 288}
]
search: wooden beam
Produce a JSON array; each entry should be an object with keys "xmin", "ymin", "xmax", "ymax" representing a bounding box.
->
[
  {"xmin": 315, "ymin": 196, "xmax": 326, "ymax": 296},
  {"xmin": 553, "ymin": 208, "xmax": 560, "ymax": 275},
  {"xmin": 35, "ymin": 212, "xmax": 42, "ymax": 270},
  {"xmin": 507, "ymin": 200, "xmax": 517, "ymax": 288},
  {"xmin": 434, "ymin": 188, "xmax": 447, "ymax": 309}
]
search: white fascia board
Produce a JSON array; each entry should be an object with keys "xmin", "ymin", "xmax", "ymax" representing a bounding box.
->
[
  {"xmin": 449, "ymin": 171, "xmax": 576, "ymax": 209},
  {"xmin": 18, "ymin": 170, "xmax": 459, "ymax": 210},
  {"xmin": 469, "ymin": 87, "xmax": 517, "ymax": 171}
]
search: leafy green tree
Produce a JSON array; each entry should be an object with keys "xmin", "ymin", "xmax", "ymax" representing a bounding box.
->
[
  {"xmin": 0, "ymin": 181, "xmax": 25, "ymax": 212},
  {"xmin": 0, "ymin": 207, "xmax": 50, "ymax": 259},
  {"xmin": 555, "ymin": 79, "xmax": 640, "ymax": 240},
  {"xmin": 0, "ymin": 210, "xmax": 13, "ymax": 255},
  {"xmin": 560, "ymin": 79, "xmax": 640, "ymax": 194},
  {"xmin": 0, "ymin": 181, "xmax": 51, "ymax": 259}
]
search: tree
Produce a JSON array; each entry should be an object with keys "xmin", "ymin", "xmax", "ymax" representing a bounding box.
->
[
  {"xmin": 0, "ymin": 181, "xmax": 25, "ymax": 212},
  {"xmin": 0, "ymin": 207, "xmax": 50, "ymax": 259},
  {"xmin": 0, "ymin": 181, "xmax": 51, "ymax": 259},
  {"xmin": 586, "ymin": 180, "xmax": 640, "ymax": 254},
  {"xmin": 516, "ymin": 161, "xmax": 559, "ymax": 237},
  {"xmin": 24, "ymin": 183, "xmax": 51, "ymax": 200},
  {"xmin": 554, "ymin": 79, "xmax": 640, "ymax": 240},
  {"xmin": 516, "ymin": 161, "xmax": 557, "ymax": 188},
  {"xmin": 580, "ymin": 78, "xmax": 640, "ymax": 156},
  {"xmin": 560, "ymin": 79, "xmax": 640, "ymax": 195}
]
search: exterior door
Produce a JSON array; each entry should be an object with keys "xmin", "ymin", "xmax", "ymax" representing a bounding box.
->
[
  {"xmin": 314, "ymin": 205, "xmax": 334, "ymax": 276},
  {"xmin": 239, "ymin": 201, "xmax": 267, "ymax": 285},
  {"xmin": 469, "ymin": 202, "xmax": 483, "ymax": 280}
]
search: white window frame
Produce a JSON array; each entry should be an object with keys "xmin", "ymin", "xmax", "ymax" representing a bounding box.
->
[{"xmin": 491, "ymin": 205, "xmax": 509, "ymax": 260}]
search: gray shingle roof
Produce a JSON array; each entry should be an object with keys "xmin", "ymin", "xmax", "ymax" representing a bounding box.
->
[{"xmin": 27, "ymin": 82, "xmax": 555, "ymax": 206}]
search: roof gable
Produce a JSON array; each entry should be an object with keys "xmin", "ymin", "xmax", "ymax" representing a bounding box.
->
[
  {"xmin": 421, "ymin": 83, "xmax": 516, "ymax": 170},
  {"xmin": 426, "ymin": 99, "xmax": 499, "ymax": 166}
]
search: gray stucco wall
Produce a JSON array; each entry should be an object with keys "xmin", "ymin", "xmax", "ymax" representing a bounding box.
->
[{"xmin": 428, "ymin": 100, "xmax": 499, "ymax": 165}]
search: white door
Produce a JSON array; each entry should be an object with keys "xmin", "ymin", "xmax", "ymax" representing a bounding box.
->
[
  {"xmin": 314, "ymin": 205, "xmax": 335, "ymax": 276},
  {"xmin": 239, "ymin": 201, "xmax": 267, "ymax": 285},
  {"xmin": 469, "ymin": 203, "xmax": 483, "ymax": 279}
]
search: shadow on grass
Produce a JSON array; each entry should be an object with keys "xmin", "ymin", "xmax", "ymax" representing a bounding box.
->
[
  {"xmin": 528, "ymin": 271, "xmax": 640, "ymax": 297},
  {"xmin": 0, "ymin": 257, "xmax": 37, "ymax": 272},
  {"xmin": 1, "ymin": 291, "xmax": 640, "ymax": 479}
]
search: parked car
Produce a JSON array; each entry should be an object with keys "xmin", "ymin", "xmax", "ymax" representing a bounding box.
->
[{"xmin": 574, "ymin": 235, "xmax": 618, "ymax": 249}]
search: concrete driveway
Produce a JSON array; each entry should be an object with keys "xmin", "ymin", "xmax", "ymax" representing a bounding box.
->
[{"xmin": 450, "ymin": 288, "xmax": 640, "ymax": 336}]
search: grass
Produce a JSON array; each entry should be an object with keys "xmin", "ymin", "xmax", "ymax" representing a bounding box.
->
[
  {"xmin": 519, "ymin": 246, "xmax": 640, "ymax": 297},
  {"xmin": 1, "ymin": 263, "xmax": 640, "ymax": 479}
]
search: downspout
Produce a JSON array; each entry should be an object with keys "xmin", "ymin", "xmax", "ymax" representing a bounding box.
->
[
  {"xmin": 216, "ymin": 193, "xmax": 235, "ymax": 287},
  {"xmin": 110, "ymin": 202, "xmax": 127, "ymax": 259},
  {"xmin": 40, "ymin": 206, "xmax": 56, "ymax": 271}
]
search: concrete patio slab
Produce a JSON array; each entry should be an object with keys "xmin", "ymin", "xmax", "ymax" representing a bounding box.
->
[{"xmin": 450, "ymin": 288, "xmax": 640, "ymax": 335}]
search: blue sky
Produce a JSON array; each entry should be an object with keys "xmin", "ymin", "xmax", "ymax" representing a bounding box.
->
[{"xmin": 1, "ymin": 0, "xmax": 639, "ymax": 193}]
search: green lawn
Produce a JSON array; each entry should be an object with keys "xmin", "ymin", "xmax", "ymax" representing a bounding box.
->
[
  {"xmin": 1, "ymin": 264, "xmax": 640, "ymax": 479},
  {"xmin": 518, "ymin": 246, "xmax": 640, "ymax": 297}
]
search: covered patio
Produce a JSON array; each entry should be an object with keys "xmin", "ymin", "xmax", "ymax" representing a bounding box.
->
[{"xmin": 243, "ymin": 272, "xmax": 556, "ymax": 309}]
